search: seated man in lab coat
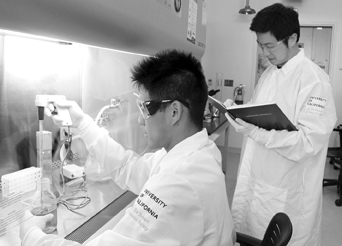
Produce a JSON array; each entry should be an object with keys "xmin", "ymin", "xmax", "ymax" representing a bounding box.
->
[{"xmin": 20, "ymin": 49, "xmax": 236, "ymax": 246}]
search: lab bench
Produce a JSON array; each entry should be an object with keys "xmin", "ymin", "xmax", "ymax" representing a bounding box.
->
[
  {"xmin": 59, "ymin": 178, "xmax": 136, "ymax": 243},
  {"xmin": 0, "ymin": 177, "xmax": 137, "ymax": 246}
]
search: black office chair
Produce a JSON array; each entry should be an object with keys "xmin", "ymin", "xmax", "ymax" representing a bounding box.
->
[
  {"xmin": 323, "ymin": 124, "xmax": 342, "ymax": 207},
  {"xmin": 236, "ymin": 212, "xmax": 293, "ymax": 246}
]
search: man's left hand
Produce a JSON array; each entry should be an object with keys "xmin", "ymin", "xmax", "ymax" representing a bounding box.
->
[{"xmin": 225, "ymin": 113, "xmax": 257, "ymax": 137}]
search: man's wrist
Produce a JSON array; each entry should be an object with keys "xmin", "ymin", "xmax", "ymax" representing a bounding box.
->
[
  {"xmin": 21, "ymin": 226, "xmax": 43, "ymax": 246},
  {"xmin": 249, "ymin": 127, "xmax": 272, "ymax": 145}
]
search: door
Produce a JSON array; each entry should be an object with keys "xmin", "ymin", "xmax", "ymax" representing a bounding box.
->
[{"xmin": 299, "ymin": 26, "xmax": 332, "ymax": 74}]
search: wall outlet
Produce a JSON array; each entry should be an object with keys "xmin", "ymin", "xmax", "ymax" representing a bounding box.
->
[{"xmin": 225, "ymin": 79, "xmax": 234, "ymax": 87}]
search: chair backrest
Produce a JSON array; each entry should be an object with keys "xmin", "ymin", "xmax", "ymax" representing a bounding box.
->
[
  {"xmin": 327, "ymin": 124, "xmax": 342, "ymax": 160},
  {"xmin": 261, "ymin": 212, "xmax": 293, "ymax": 246},
  {"xmin": 337, "ymin": 124, "xmax": 342, "ymax": 152}
]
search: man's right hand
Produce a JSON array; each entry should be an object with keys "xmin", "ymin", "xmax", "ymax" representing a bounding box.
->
[
  {"xmin": 20, "ymin": 210, "xmax": 52, "ymax": 240},
  {"xmin": 223, "ymin": 99, "xmax": 236, "ymax": 108},
  {"xmin": 45, "ymin": 100, "xmax": 85, "ymax": 128}
]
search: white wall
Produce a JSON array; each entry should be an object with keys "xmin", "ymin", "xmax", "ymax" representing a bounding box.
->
[{"xmin": 203, "ymin": 0, "xmax": 342, "ymax": 149}]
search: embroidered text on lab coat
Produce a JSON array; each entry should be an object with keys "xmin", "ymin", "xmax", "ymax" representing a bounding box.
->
[
  {"xmin": 136, "ymin": 198, "xmax": 159, "ymax": 219},
  {"xmin": 128, "ymin": 188, "xmax": 168, "ymax": 231},
  {"xmin": 143, "ymin": 188, "xmax": 167, "ymax": 208},
  {"xmin": 128, "ymin": 207, "xmax": 149, "ymax": 231},
  {"xmin": 305, "ymin": 96, "xmax": 327, "ymax": 116}
]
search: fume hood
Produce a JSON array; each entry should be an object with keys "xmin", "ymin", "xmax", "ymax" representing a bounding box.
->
[{"xmin": 0, "ymin": 0, "xmax": 207, "ymax": 58}]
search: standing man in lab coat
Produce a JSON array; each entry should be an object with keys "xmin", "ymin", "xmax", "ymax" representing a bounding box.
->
[
  {"xmin": 20, "ymin": 49, "xmax": 236, "ymax": 246},
  {"xmin": 225, "ymin": 3, "xmax": 336, "ymax": 246}
]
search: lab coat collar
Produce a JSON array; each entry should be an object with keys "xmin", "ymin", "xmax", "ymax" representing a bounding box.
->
[
  {"xmin": 160, "ymin": 128, "xmax": 219, "ymax": 169},
  {"xmin": 168, "ymin": 128, "xmax": 209, "ymax": 155},
  {"xmin": 276, "ymin": 49, "xmax": 305, "ymax": 76}
]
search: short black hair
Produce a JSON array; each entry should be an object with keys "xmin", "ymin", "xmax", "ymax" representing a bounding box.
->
[
  {"xmin": 250, "ymin": 3, "xmax": 300, "ymax": 45},
  {"xmin": 131, "ymin": 49, "xmax": 208, "ymax": 130}
]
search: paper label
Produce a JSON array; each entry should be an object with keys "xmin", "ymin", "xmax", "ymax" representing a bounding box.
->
[{"xmin": 0, "ymin": 194, "xmax": 23, "ymax": 235}]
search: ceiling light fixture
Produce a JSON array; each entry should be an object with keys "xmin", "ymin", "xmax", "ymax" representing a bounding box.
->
[{"xmin": 239, "ymin": 0, "xmax": 256, "ymax": 15}]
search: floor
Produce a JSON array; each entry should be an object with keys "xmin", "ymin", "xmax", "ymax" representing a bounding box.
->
[{"xmin": 223, "ymin": 148, "xmax": 342, "ymax": 246}]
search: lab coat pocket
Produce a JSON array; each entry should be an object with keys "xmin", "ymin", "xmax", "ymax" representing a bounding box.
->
[{"xmin": 247, "ymin": 179, "xmax": 288, "ymax": 237}]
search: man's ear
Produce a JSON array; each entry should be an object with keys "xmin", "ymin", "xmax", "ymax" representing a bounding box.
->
[
  {"xmin": 170, "ymin": 101, "xmax": 182, "ymax": 125},
  {"xmin": 288, "ymin": 33, "xmax": 297, "ymax": 48}
]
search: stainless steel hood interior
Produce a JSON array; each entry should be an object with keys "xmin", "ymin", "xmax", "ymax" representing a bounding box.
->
[{"xmin": 0, "ymin": 0, "xmax": 206, "ymax": 58}]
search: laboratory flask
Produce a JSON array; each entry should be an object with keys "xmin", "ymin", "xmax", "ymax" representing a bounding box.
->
[{"xmin": 31, "ymin": 178, "xmax": 58, "ymax": 233}]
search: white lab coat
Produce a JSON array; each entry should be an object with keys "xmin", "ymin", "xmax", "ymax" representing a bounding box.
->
[
  {"xmin": 23, "ymin": 117, "xmax": 236, "ymax": 246},
  {"xmin": 232, "ymin": 50, "xmax": 337, "ymax": 246}
]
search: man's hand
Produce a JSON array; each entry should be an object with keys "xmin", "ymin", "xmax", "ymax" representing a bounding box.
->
[
  {"xmin": 20, "ymin": 210, "xmax": 53, "ymax": 240},
  {"xmin": 225, "ymin": 113, "xmax": 257, "ymax": 137},
  {"xmin": 45, "ymin": 100, "xmax": 85, "ymax": 128}
]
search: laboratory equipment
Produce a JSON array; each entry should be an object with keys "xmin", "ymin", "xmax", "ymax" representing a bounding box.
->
[
  {"xmin": 33, "ymin": 95, "xmax": 74, "ymax": 225},
  {"xmin": 35, "ymin": 95, "xmax": 73, "ymax": 174},
  {"xmin": 63, "ymin": 164, "xmax": 85, "ymax": 180},
  {"xmin": 34, "ymin": 95, "xmax": 91, "ymax": 212},
  {"xmin": 62, "ymin": 163, "xmax": 86, "ymax": 193},
  {"xmin": 35, "ymin": 95, "xmax": 73, "ymax": 127},
  {"xmin": 35, "ymin": 95, "xmax": 73, "ymax": 197},
  {"xmin": 36, "ymin": 131, "xmax": 57, "ymax": 195},
  {"xmin": 1, "ymin": 167, "xmax": 41, "ymax": 198},
  {"xmin": 31, "ymin": 178, "xmax": 58, "ymax": 233}
]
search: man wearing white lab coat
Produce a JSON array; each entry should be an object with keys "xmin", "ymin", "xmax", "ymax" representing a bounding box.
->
[
  {"xmin": 225, "ymin": 4, "xmax": 337, "ymax": 246},
  {"xmin": 20, "ymin": 50, "xmax": 236, "ymax": 246}
]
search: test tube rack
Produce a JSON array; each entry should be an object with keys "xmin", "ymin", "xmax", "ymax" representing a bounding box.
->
[{"xmin": 1, "ymin": 167, "xmax": 41, "ymax": 198}]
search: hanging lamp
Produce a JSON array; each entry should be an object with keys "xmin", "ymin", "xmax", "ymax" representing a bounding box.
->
[{"xmin": 239, "ymin": 0, "xmax": 256, "ymax": 15}]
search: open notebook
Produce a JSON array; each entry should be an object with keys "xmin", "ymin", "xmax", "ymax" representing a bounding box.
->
[{"xmin": 208, "ymin": 96, "xmax": 297, "ymax": 131}]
